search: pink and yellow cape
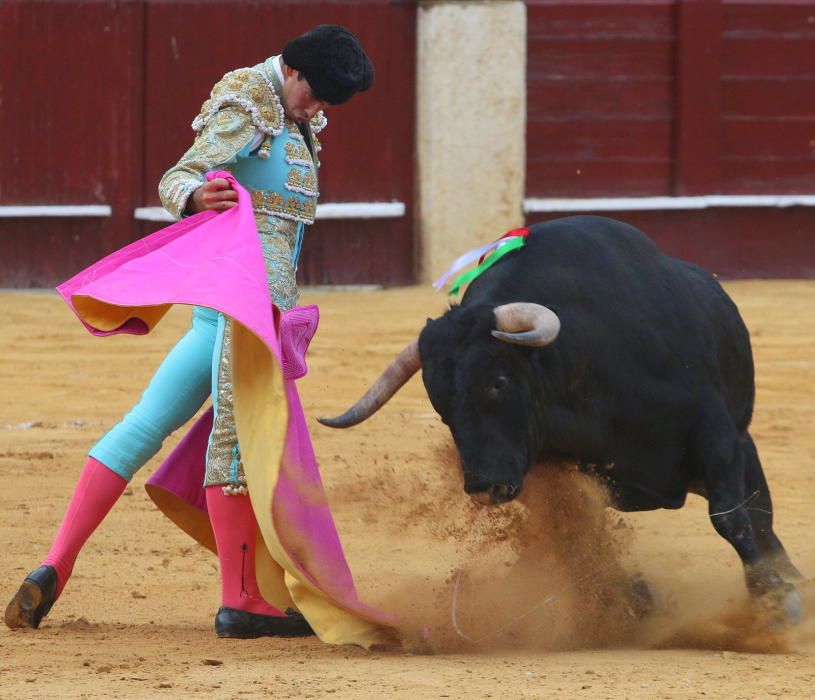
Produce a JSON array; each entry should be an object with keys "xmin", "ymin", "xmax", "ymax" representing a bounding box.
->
[{"xmin": 57, "ymin": 172, "xmax": 396, "ymax": 647}]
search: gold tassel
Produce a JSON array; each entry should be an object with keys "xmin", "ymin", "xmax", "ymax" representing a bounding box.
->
[{"xmin": 258, "ymin": 134, "xmax": 272, "ymax": 159}]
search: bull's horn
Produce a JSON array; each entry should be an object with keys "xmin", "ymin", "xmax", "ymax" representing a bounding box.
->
[
  {"xmin": 318, "ymin": 341, "xmax": 422, "ymax": 429},
  {"xmin": 492, "ymin": 303, "xmax": 560, "ymax": 347}
]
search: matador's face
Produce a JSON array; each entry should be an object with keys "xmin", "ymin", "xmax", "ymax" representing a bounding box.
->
[{"xmin": 281, "ymin": 65, "xmax": 328, "ymax": 123}]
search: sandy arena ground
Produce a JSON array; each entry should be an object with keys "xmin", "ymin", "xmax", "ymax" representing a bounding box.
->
[{"xmin": 1, "ymin": 281, "xmax": 814, "ymax": 699}]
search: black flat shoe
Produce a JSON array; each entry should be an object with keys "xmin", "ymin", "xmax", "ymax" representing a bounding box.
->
[
  {"xmin": 4, "ymin": 565, "xmax": 58, "ymax": 629},
  {"xmin": 214, "ymin": 606, "xmax": 314, "ymax": 639}
]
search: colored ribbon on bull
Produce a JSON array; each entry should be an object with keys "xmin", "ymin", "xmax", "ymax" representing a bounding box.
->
[{"xmin": 434, "ymin": 227, "xmax": 531, "ymax": 296}]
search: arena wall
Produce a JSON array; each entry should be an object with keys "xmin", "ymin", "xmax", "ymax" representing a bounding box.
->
[
  {"xmin": 1, "ymin": 0, "xmax": 813, "ymax": 287},
  {"xmin": 524, "ymin": 0, "xmax": 815, "ymax": 278},
  {"xmin": 0, "ymin": 0, "xmax": 415, "ymax": 287}
]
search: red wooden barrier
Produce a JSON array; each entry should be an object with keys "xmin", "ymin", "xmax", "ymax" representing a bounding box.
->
[
  {"xmin": 3, "ymin": 1, "xmax": 813, "ymax": 284},
  {"xmin": 721, "ymin": 0, "xmax": 815, "ymax": 194},
  {"xmin": 526, "ymin": 1, "xmax": 676, "ymax": 197},
  {"xmin": 0, "ymin": 0, "xmax": 415, "ymax": 287},
  {"xmin": 526, "ymin": 208, "xmax": 815, "ymax": 278},
  {"xmin": 525, "ymin": 0, "xmax": 815, "ymax": 277},
  {"xmin": 0, "ymin": 0, "xmax": 145, "ymax": 287},
  {"xmin": 675, "ymin": 0, "xmax": 722, "ymax": 195},
  {"xmin": 526, "ymin": 0, "xmax": 815, "ymax": 199}
]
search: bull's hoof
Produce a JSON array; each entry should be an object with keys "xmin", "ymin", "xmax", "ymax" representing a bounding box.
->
[
  {"xmin": 759, "ymin": 584, "xmax": 804, "ymax": 628},
  {"xmin": 626, "ymin": 573, "xmax": 655, "ymax": 619},
  {"xmin": 776, "ymin": 587, "xmax": 804, "ymax": 625}
]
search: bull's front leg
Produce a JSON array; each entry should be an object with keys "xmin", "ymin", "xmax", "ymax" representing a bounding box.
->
[
  {"xmin": 692, "ymin": 398, "xmax": 803, "ymax": 624},
  {"xmin": 740, "ymin": 431, "xmax": 803, "ymax": 583}
]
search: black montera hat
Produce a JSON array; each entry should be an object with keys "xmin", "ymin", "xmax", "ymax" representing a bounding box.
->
[{"xmin": 282, "ymin": 24, "xmax": 374, "ymax": 105}]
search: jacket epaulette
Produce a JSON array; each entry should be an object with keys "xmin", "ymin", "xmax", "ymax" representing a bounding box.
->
[{"xmin": 192, "ymin": 68, "xmax": 285, "ymax": 136}]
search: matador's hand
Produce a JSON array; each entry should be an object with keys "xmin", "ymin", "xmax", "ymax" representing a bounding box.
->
[{"xmin": 187, "ymin": 178, "xmax": 238, "ymax": 214}]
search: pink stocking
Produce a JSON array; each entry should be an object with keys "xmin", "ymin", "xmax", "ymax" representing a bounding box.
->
[
  {"xmin": 205, "ymin": 486, "xmax": 284, "ymax": 616},
  {"xmin": 41, "ymin": 457, "xmax": 127, "ymax": 597}
]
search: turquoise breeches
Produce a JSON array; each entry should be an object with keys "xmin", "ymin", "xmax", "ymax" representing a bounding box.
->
[
  {"xmin": 88, "ymin": 217, "xmax": 301, "ymax": 485},
  {"xmin": 89, "ymin": 306, "xmax": 220, "ymax": 481}
]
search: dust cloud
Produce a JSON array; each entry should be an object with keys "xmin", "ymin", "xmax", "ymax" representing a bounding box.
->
[{"xmin": 353, "ymin": 444, "xmax": 807, "ymax": 655}]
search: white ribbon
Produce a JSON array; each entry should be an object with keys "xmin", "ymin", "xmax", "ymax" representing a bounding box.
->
[{"xmin": 432, "ymin": 240, "xmax": 505, "ymax": 290}]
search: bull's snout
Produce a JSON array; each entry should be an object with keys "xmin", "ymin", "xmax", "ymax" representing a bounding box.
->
[{"xmin": 467, "ymin": 482, "xmax": 520, "ymax": 506}]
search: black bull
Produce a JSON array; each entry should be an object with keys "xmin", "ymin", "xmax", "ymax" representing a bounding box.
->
[{"xmin": 320, "ymin": 215, "xmax": 803, "ymax": 614}]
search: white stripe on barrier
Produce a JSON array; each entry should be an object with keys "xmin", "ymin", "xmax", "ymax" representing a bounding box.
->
[
  {"xmin": 315, "ymin": 202, "xmax": 406, "ymax": 219},
  {"xmin": 134, "ymin": 201, "xmax": 407, "ymax": 222},
  {"xmin": 0, "ymin": 205, "xmax": 112, "ymax": 218},
  {"xmin": 524, "ymin": 195, "xmax": 815, "ymax": 213}
]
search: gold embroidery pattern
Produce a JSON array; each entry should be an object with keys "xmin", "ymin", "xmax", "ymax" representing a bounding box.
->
[
  {"xmin": 203, "ymin": 215, "xmax": 300, "ymax": 488},
  {"xmin": 251, "ymin": 190, "xmax": 316, "ymax": 224},
  {"xmin": 285, "ymin": 140, "xmax": 312, "ymax": 166},
  {"xmin": 213, "ymin": 111, "xmax": 235, "ymax": 127},
  {"xmin": 205, "ymin": 317, "xmax": 247, "ymax": 489},
  {"xmin": 311, "ymin": 132, "xmax": 322, "ymax": 168},
  {"xmin": 159, "ymin": 107, "xmax": 258, "ymax": 219},
  {"xmin": 310, "ymin": 111, "xmax": 328, "ymax": 134},
  {"xmin": 286, "ymin": 168, "xmax": 319, "ymax": 197},
  {"xmin": 192, "ymin": 68, "xmax": 284, "ymax": 136},
  {"xmin": 257, "ymin": 213, "xmax": 300, "ymax": 311}
]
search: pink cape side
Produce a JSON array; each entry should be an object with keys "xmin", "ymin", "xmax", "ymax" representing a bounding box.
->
[{"xmin": 57, "ymin": 171, "xmax": 394, "ymax": 627}]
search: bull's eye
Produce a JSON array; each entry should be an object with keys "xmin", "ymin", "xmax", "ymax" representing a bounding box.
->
[{"xmin": 490, "ymin": 375, "xmax": 509, "ymax": 396}]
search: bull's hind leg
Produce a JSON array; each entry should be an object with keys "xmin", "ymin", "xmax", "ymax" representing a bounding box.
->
[
  {"xmin": 741, "ymin": 432, "xmax": 802, "ymax": 582},
  {"xmin": 692, "ymin": 397, "xmax": 800, "ymax": 619}
]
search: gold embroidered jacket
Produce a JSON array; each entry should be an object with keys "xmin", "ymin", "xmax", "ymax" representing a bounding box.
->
[{"xmin": 158, "ymin": 58, "xmax": 326, "ymax": 222}]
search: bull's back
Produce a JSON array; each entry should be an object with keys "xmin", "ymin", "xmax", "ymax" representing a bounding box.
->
[
  {"xmin": 463, "ymin": 216, "xmax": 755, "ymax": 429},
  {"xmin": 466, "ymin": 217, "xmax": 667, "ymax": 304}
]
